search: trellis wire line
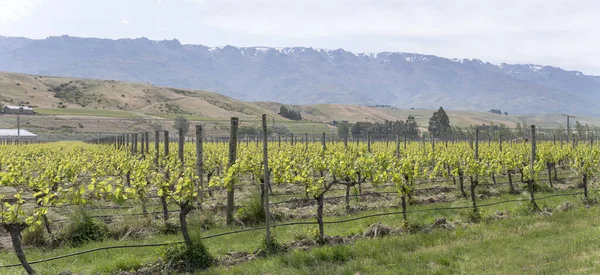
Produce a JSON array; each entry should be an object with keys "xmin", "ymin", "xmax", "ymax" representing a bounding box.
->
[{"xmin": 0, "ymin": 191, "xmax": 583, "ymax": 268}]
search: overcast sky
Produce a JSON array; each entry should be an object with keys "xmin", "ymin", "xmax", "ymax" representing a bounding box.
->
[{"xmin": 1, "ymin": 0, "xmax": 599, "ymax": 74}]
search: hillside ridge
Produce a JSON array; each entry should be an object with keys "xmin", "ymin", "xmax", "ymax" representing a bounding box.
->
[{"xmin": 1, "ymin": 35, "xmax": 598, "ymax": 115}]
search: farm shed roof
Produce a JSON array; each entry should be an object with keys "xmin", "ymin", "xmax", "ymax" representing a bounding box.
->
[
  {"xmin": 4, "ymin": 105, "xmax": 33, "ymax": 111},
  {"xmin": 0, "ymin": 129, "xmax": 37, "ymax": 137}
]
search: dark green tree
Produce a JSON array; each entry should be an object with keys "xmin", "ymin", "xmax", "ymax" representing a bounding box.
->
[
  {"xmin": 279, "ymin": 106, "xmax": 302, "ymax": 121},
  {"xmin": 428, "ymin": 107, "xmax": 451, "ymax": 138},
  {"xmin": 174, "ymin": 116, "xmax": 190, "ymax": 136},
  {"xmin": 337, "ymin": 121, "xmax": 350, "ymax": 139}
]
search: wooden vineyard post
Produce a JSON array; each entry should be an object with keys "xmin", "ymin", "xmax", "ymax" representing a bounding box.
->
[
  {"xmin": 261, "ymin": 114, "xmax": 271, "ymax": 248},
  {"xmin": 164, "ymin": 131, "xmax": 170, "ymax": 158},
  {"xmin": 291, "ymin": 133, "xmax": 294, "ymax": 146},
  {"xmin": 499, "ymin": 135, "xmax": 503, "ymax": 152},
  {"xmin": 278, "ymin": 135, "xmax": 281, "ymax": 147},
  {"xmin": 344, "ymin": 134, "xmax": 348, "ymax": 148},
  {"xmin": 162, "ymin": 131, "xmax": 170, "ymax": 221},
  {"xmin": 227, "ymin": 117, "xmax": 239, "ymax": 226},
  {"xmin": 305, "ymin": 133, "xmax": 308, "ymax": 151},
  {"xmin": 145, "ymin": 132, "xmax": 149, "ymax": 155},
  {"xmin": 178, "ymin": 128, "xmax": 185, "ymax": 168},
  {"xmin": 140, "ymin": 133, "xmax": 145, "ymax": 157},
  {"xmin": 322, "ymin": 132, "xmax": 326, "ymax": 151},
  {"xmin": 395, "ymin": 134, "xmax": 400, "ymax": 159},
  {"xmin": 528, "ymin": 125, "xmax": 539, "ymax": 210},
  {"xmin": 125, "ymin": 134, "xmax": 129, "ymax": 152},
  {"xmin": 404, "ymin": 136, "xmax": 407, "ymax": 150},
  {"xmin": 154, "ymin": 131, "xmax": 160, "ymax": 167},
  {"xmin": 133, "ymin": 133, "xmax": 138, "ymax": 155},
  {"xmin": 196, "ymin": 125, "xmax": 204, "ymax": 205},
  {"xmin": 470, "ymin": 129, "xmax": 479, "ymax": 215},
  {"xmin": 367, "ymin": 132, "xmax": 371, "ymax": 153}
]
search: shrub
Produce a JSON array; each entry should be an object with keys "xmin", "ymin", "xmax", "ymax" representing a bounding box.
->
[
  {"xmin": 22, "ymin": 225, "xmax": 52, "ymax": 247},
  {"xmin": 189, "ymin": 213, "xmax": 217, "ymax": 231},
  {"xmin": 160, "ymin": 231, "xmax": 213, "ymax": 272},
  {"xmin": 236, "ymin": 193, "xmax": 265, "ymax": 226},
  {"xmin": 257, "ymin": 235, "xmax": 287, "ymax": 256},
  {"xmin": 60, "ymin": 210, "xmax": 108, "ymax": 246},
  {"xmin": 158, "ymin": 220, "xmax": 179, "ymax": 235}
]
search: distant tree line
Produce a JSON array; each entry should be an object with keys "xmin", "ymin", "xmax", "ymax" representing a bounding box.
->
[
  {"xmin": 489, "ymin": 109, "xmax": 508, "ymax": 115},
  {"xmin": 367, "ymin": 105, "xmax": 392, "ymax": 108},
  {"xmin": 350, "ymin": 116, "xmax": 419, "ymax": 139}
]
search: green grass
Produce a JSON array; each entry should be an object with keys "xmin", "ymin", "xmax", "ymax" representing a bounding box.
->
[
  {"xmin": 0, "ymin": 186, "xmax": 594, "ymax": 274},
  {"xmin": 206, "ymin": 195, "xmax": 600, "ymax": 274},
  {"xmin": 35, "ymin": 108, "xmax": 142, "ymax": 118}
]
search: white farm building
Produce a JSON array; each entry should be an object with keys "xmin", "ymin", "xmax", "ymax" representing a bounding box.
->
[
  {"xmin": 0, "ymin": 129, "xmax": 38, "ymax": 140},
  {"xmin": 2, "ymin": 105, "xmax": 34, "ymax": 115}
]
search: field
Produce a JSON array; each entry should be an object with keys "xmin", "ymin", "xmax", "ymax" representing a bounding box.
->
[
  {"xmin": 3, "ymin": 71, "xmax": 600, "ymax": 139},
  {"xmin": 0, "ymin": 122, "xmax": 598, "ymax": 274}
]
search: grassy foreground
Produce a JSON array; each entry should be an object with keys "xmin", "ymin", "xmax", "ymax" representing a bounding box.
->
[
  {"xmin": 209, "ymin": 203, "xmax": 600, "ymax": 274},
  {"xmin": 0, "ymin": 189, "xmax": 596, "ymax": 274}
]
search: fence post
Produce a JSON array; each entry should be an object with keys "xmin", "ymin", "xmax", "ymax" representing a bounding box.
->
[
  {"xmin": 140, "ymin": 133, "xmax": 145, "ymax": 157},
  {"xmin": 322, "ymin": 132, "xmax": 326, "ymax": 151},
  {"xmin": 227, "ymin": 117, "xmax": 239, "ymax": 226},
  {"xmin": 367, "ymin": 132, "xmax": 371, "ymax": 153},
  {"xmin": 161, "ymin": 131, "xmax": 170, "ymax": 221},
  {"xmin": 133, "ymin": 133, "xmax": 138, "ymax": 155},
  {"xmin": 154, "ymin": 131, "xmax": 160, "ymax": 167},
  {"xmin": 305, "ymin": 133, "xmax": 308, "ymax": 151},
  {"xmin": 499, "ymin": 135, "xmax": 503, "ymax": 152},
  {"xmin": 261, "ymin": 115, "xmax": 271, "ymax": 248},
  {"xmin": 145, "ymin": 132, "xmax": 149, "ymax": 155},
  {"xmin": 470, "ymin": 129, "xmax": 479, "ymax": 214},
  {"xmin": 344, "ymin": 134, "xmax": 348, "ymax": 148},
  {"xmin": 196, "ymin": 125, "xmax": 204, "ymax": 205},
  {"xmin": 178, "ymin": 128, "xmax": 185, "ymax": 169},
  {"xmin": 125, "ymin": 134, "xmax": 130, "ymax": 151},
  {"xmin": 529, "ymin": 125, "xmax": 539, "ymax": 209},
  {"xmin": 164, "ymin": 131, "xmax": 169, "ymax": 158},
  {"xmin": 395, "ymin": 134, "xmax": 400, "ymax": 159}
]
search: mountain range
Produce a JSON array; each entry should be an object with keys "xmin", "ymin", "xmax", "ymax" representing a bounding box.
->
[{"xmin": 0, "ymin": 35, "xmax": 598, "ymax": 115}]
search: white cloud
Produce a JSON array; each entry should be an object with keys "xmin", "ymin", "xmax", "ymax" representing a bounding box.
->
[
  {"xmin": 120, "ymin": 19, "xmax": 130, "ymax": 25},
  {"xmin": 0, "ymin": 0, "xmax": 43, "ymax": 24},
  {"xmin": 3, "ymin": 0, "xmax": 600, "ymax": 74},
  {"xmin": 184, "ymin": 0, "xmax": 600, "ymax": 73}
]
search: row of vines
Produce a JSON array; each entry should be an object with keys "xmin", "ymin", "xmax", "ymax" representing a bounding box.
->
[{"xmin": 0, "ymin": 122, "xmax": 598, "ymax": 274}]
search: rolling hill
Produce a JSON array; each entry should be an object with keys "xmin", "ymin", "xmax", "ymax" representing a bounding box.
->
[
  {"xmin": 0, "ymin": 35, "xmax": 599, "ymax": 116},
  {"xmin": 0, "ymin": 71, "xmax": 598, "ymax": 139}
]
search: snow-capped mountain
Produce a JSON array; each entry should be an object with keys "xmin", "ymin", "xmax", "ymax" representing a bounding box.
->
[{"xmin": 0, "ymin": 35, "xmax": 598, "ymax": 115}]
